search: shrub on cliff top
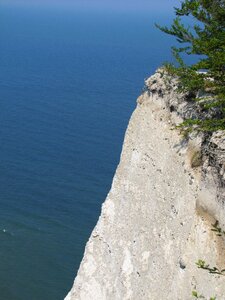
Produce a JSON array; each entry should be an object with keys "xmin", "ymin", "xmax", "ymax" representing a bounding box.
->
[{"xmin": 156, "ymin": 0, "xmax": 225, "ymax": 132}]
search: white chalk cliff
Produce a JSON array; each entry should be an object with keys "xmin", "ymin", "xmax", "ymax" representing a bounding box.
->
[{"xmin": 66, "ymin": 70, "xmax": 225, "ymax": 300}]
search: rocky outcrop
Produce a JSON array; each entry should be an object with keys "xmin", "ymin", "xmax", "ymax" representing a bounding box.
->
[{"xmin": 66, "ymin": 70, "xmax": 225, "ymax": 300}]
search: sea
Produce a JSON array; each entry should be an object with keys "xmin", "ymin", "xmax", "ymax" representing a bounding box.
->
[{"xmin": 0, "ymin": 3, "xmax": 175, "ymax": 300}]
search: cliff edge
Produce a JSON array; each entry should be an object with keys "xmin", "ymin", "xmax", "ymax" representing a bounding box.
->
[{"xmin": 66, "ymin": 70, "xmax": 225, "ymax": 300}]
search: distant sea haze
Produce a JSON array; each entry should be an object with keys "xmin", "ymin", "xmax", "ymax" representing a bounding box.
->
[{"xmin": 0, "ymin": 4, "xmax": 175, "ymax": 300}]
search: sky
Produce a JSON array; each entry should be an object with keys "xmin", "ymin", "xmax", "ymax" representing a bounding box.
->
[{"xmin": 1, "ymin": 0, "xmax": 180, "ymax": 13}]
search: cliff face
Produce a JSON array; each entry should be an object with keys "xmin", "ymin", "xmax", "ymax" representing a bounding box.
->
[{"xmin": 66, "ymin": 70, "xmax": 225, "ymax": 300}]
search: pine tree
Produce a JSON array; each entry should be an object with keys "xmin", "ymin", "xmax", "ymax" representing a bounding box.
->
[{"xmin": 156, "ymin": 0, "xmax": 225, "ymax": 132}]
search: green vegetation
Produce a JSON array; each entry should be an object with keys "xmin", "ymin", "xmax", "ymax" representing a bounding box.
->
[
  {"xmin": 192, "ymin": 290, "xmax": 216, "ymax": 300},
  {"xmin": 191, "ymin": 221, "xmax": 225, "ymax": 299},
  {"xmin": 211, "ymin": 220, "xmax": 225, "ymax": 236},
  {"xmin": 156, "ymin": 0, "xmax": 225, "ymax": 132},
  {"xmin": 196, "ymin": 259, "xmax": 225, "ymax": 275}
]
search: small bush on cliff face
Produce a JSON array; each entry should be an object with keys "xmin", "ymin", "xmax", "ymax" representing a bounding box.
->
[
  {"xmin": 191, "ymin": 221, "xmax": 225, "ymax": 299},
  {"xmin": 192, "ymin": 290, "xmax": 216, "ymax": 299},
  {"xmin": 192, "ymin": 290, "xmax": 216, "ymax": 300},
  {"xmin": 156, "ymin": 0, "xmax": 225, "ymax": 132}
]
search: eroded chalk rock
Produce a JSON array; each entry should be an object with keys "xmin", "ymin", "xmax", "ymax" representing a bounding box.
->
[{"xmin": 66, "ymin": 70, "xmax": 225, "ymax": 300}]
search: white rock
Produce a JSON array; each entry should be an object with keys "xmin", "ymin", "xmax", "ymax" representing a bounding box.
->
[{"xmin": 66, "ymin": 71, "xmax": 225, "ymax": 300}]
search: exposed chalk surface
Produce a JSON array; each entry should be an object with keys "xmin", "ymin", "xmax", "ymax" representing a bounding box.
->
[{"xmin": 66, "ymin": 71, "xmax": 225, "ymax": 300}]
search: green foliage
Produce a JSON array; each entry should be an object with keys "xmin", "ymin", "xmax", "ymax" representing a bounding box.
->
[
  {"xmin": 195, "ymin": 222, "xmax": 225, "ymax": 276},
  {"xmin": 192, "ymin": 290, "xmax": 216, "ymax": 299},
  {"xmin": 196, "ymin": 259, "xmax": 225, "ymax": 275},
  {"xmin": 196, "ymin": 221, "xmax": 225, "ymax": 276},
  {"xmin": 156, "ymin": 0, "xmax": 225, "ymax": 132},
  {"xmin": 192, "ymin": 290, "xmax": 205, "ymax": 298},
  {"xmin": 191, "ymin": 221, "xmax": 225, "ymax": 299},
  {"xmin": 211, "ymin": 220, "xmax": 225, "ymax": 236},
  {"xmin": 179, "ymin": 118, "xmax": 225, "ymax": 133}
]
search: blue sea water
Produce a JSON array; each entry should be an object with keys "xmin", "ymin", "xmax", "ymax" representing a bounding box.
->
[{"xmin": 0, "ymin": 4, "xmax": 175, "ymax": 300}]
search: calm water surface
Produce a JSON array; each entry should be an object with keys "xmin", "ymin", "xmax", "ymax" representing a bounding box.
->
[{"xmin": 0, "ymin": 4, "xmax": 174, "ymax": 299}]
